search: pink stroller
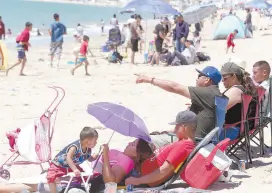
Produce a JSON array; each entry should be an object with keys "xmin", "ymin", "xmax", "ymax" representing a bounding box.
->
[{"xmin": 0, "ymin": 86, "xmax": 65, "ymax": 180}]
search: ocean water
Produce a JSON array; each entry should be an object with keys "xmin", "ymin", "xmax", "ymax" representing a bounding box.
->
[
  {"xmin": 1, "ymin": 0, "xmax": 131, "ymax": 32},
  {"xmin": 0, "ymin": 0, "xmax": 153, "ymax": 46}
]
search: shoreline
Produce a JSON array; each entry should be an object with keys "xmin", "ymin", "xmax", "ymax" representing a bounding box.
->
[{"xmin": 24, "ymin": 0, "xmax": 124, "ymax": 7}]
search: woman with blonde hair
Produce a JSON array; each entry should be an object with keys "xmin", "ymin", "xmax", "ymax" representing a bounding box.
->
[{"xmin": 220, "ymin": 62, "xmax": 256, "ymax": 140}]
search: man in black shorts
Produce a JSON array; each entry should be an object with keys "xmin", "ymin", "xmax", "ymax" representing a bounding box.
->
[
  {"xmin": 130, "ymin": 15, "xmax": 142, "ymax": 65},
  {"xmin": 150, "ymin": 19, "xmax": 169, "ymax": 65}
]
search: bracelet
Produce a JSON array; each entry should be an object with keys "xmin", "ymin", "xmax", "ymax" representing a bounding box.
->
[{"xmin": 151, "ymin": 78, "xmax": 155, "ymax": 85}]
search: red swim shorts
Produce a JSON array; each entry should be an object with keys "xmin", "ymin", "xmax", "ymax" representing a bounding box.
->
[
  {"xmin": 227, "ymin": 42, "xmax": 235, "ymax": 48},
  {"xmin": 46, "ymin": 163, "xmax": 84, "ymax": 183}
]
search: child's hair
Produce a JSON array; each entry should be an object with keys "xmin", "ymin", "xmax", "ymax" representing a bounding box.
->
[
  {"xmin": 80, "ymin": 127, "xmax": 98, "ymax": 141},
  {"xmin": 185, "ymin": 40, "xmax": 194, "ymax": 46},
  {"xmin": 234, "ymin": 29, "xmax": 238, "ymax": 33},
  {"xmin": 26, "ymin": 22, "xmax": 32, "ymax": 27},
  {"xmin": 83, "ymin": 35, "xmax": 89, "ymax": 41}
]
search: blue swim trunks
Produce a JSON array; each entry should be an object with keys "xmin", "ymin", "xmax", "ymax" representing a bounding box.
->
[
  {"xmin": 16, "ymin": 44, "xmax": 26, "ymax": 59},
  {"xmin": 78, "ymin": 57, "xmax": 86, "ymax": 63}
]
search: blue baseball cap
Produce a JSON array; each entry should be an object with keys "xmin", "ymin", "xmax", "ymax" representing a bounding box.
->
[{"xmin": 196, "ymin": 66, "xmax": 222, "ymax": 85}]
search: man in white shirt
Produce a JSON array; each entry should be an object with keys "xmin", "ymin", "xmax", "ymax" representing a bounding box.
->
[
  {"xmin": 110, "ymin": 14, "xmax": 118, "ymax": 27},
  {"xmin": 252, "ymin": 60, "xmax": 271, "ymax": 116},
  {"xmin": 182, "ymin": 40, "xmax": 196, "ymax": 64},
  {"xmin": 76, "ymin": 23, "xmax": 84, "ymax": 37}
]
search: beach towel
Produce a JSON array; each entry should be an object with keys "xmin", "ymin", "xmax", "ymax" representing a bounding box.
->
[{"xmin": 17, "ymin": 120, "xmax": 39, "ymax": 162}]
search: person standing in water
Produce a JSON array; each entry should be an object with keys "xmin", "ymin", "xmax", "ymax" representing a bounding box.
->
[
  {"xmin": 48, "ymin": 13, "xmax": 67, "ymax": 68},
  {"xmin": 6, "ymin": 22, "xmax": 32, "ymax": 76},
  {"xmin": 101, "ymin": 19, "xmax": 105, "ymax": 34}
]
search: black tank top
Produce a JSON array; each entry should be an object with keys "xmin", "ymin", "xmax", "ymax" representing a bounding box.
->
[{"xmin": 224, "ymin": 85, "xmax": 244, "ymax": 125}]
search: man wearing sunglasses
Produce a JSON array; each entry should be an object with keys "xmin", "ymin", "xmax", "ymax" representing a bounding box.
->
[{"xmin": 135, "ymin": 66, "xmax": 222, "ymax": 139}]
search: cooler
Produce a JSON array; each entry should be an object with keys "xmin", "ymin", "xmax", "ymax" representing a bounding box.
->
[{"xmin": 181, "ymin": 138, "xmax": 232, "ymax": 189}]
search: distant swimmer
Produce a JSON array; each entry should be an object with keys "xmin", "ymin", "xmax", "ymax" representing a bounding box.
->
[
  {"xmin": 7, "ymin": 29, "xmax": 12, "ymax": 35},
  {"xmin": 110, "ymin": 14, "xmax": 118, "ymax": 27},
  {"xmin": 37, "ymin": 29, "xmax": 42, "ymax": 36},
  {"xmin": 77, "ymin": 23, "xmax": 84, "ymax": 37},
  {"xmin": 101, "ymin": 19, "xmax": 105, "ymax": 34}
]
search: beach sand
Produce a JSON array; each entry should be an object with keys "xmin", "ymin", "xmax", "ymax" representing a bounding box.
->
[{"xmin": 0, "ymin": 11, "xmax": 272, "ymax": 192}]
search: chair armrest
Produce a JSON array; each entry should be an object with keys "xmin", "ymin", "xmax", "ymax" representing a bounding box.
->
[{"xmin": 224, "ymin": 120, "xmax": 246, "ymax": 129}]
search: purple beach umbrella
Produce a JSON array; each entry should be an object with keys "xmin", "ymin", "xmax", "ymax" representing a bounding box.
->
[{"xmin": 87, "ymin": 102, "xmax": 151, "ymax": 143}]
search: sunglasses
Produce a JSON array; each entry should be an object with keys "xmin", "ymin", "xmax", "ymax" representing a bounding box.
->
[
  {"xmin": 222, "ymin": 74, "xmax": 234, "ymax": 81},
  {"xmin": 198, "ymin": 74, "xmax": 206, "ymax": 79}
]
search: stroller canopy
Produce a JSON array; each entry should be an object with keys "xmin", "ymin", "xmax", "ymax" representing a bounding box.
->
[{"xmin": 213, "ymin": 15, "xmax": 252, "ymax": 40}]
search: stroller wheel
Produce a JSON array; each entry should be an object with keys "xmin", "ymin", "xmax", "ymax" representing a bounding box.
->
[{"xmin": 0, "ymin": 169, "xmax": 10, "ymax": 180}]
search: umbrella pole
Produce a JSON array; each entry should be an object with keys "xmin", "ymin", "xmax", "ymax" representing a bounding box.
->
[{"xmin": 91, "ymin": 131, "xmax": 115, "ymax": 171}]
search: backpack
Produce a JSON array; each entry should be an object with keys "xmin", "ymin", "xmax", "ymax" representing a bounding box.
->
[
  {"xmin": 196, "ymin": 52, "xmax": 211, "ymax": 61},
  {"xmin": 108, "ymin": 51, "xmax": 123, "ymax": 63}
]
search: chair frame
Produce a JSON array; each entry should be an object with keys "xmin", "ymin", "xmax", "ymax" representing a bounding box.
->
[{"xmin": 225, "ymin": 93, "xmax": 253, "ymax": 165}]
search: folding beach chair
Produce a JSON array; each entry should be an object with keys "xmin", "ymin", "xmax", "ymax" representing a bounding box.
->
[
  {"xmin": 132, "ymin": 127, "xmax": 222, "ymax": 191},
  {"xmin": 213, "ymin": 95, "xmax": 229, "ymax": 142},
  {"xmin": 225, "ymin": 93, "xmax": 253, "ymax": 164},
  {"xmin": 0, "ymin": 86, "xmax": 65, "ymax": 180},
  {"xmin": 191, "ymin": 95, "xmax": 229, "ymax": 144}
]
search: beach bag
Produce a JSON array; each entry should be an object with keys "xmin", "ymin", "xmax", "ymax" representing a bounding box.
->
[
  {"xmin": 196, "ymin": 52, "xmax": 210, "ymax": 61},
  {"xmin": 181, "ymin": 139, "xmax": 232, "ymax": 189}
]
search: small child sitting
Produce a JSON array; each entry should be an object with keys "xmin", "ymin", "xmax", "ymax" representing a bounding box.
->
[
  {"xmin": 47, "ymin": 126, "xmax": 98, "ymax": 193},
  {"xmin": 226, "ymin": 29, "xmax": 238, "ymax": 54}
]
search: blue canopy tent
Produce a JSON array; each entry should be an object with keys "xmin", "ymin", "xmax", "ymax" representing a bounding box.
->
[
  {"xmin": 246, "ymin": 0, "xmax": 271, "ymax": 9},
  {"xmin": 213, "ymin": 15, "xmax": 252, "ymax": 40},
  {"xmin": 182, "ymin": 3, "xmax": 217, "ymax": 25}
]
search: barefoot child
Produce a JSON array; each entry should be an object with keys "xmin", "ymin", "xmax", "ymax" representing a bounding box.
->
[
  {"xmin": 71, "ymin": 35, "xmax": 90, "ymax": 75},
  {"xmin": 6, "ymin": 22, "xmax": 32, "ymax": 76},
  {"xmin": 47, "ymin": 126, "xmax": 98, "ymax": 193},
  {"xmin": 226, "ymin": 29, "xmax": 238, "ymax": 54}
]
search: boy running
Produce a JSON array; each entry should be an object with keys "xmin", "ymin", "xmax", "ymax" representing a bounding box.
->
[
  {"xmin": 47, "ymin": 126, "xmax": 98, "ymax": 193},
  {"xmin": 6, "ymin": 22, "xmax": 32, "ymax": 76},
  {"xmin": 71, "ymin": 35, "xmax": 90, "ymax": 76},
  {"xmin": 226, "ymin": 29, "xmax": 238, "ymax": 54}
]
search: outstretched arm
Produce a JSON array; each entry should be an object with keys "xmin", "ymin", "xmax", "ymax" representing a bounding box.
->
[{"xmin": 136, "ymin": 74, "xmax": 191, "ymax": 99}]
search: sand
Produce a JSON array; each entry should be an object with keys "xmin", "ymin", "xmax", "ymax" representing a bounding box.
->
[{"xmin": 0, "ymin": 10, "xmax": 272, "ymax": 193}]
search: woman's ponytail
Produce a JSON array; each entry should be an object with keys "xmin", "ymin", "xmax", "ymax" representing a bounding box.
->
[{"xmin": 241, "ymin": 71, "xmax": 257, "ymax": 96}]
